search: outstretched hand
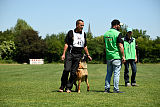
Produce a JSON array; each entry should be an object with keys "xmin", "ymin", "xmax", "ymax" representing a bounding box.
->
[
  {"xmin": 122, "ymin": 56, "xmax": 126, "ymax": 64},
  {"xmin": 61, "ymin": 54, "xmax": 65, "ymax": 60},
  {"xmin": 88, "ymin": 55, "xmax": 92, "ymax": 61},
  {"xmin": 135, "ymin": 57, "xmax": 137, "ymax": 62}
]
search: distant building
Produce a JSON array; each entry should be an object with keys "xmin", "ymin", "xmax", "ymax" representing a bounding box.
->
[
  {"xmin": 87, "ymin": 23, "xmax": 93, "ymax": 38},
  {"xmin": 88, "ymin": 23, "xmax": 91, "ymax": 34}
]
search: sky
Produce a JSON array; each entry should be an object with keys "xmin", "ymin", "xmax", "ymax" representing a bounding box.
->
[{"xmin": 0, "ymin": 0, "xmax": 160, "ymax": 39}]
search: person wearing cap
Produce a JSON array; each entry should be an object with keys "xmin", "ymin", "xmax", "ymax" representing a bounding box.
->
[
  {"xmin": 123, "ymin": 28, "xmax": 138, "ymax": 87},
  {"xmin": 104, "ymin": 19, "xmax": 125, "ymax": 93}
]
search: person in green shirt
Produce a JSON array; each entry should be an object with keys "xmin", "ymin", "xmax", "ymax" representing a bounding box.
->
[
  {"xmin": 123, "ymin": 28, "xmax": 138, "ymax": 87},
  {"xmin": 104, "ymin": 19, "xmax": 126, "ymax": 93}
]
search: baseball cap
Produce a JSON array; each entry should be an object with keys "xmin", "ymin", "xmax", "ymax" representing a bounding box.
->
[
  {"xmin": 120, "ymin": 23, "xmax": 124, "ymax": 26},
  {"xmin": 127, "ymin": 28, "xmax": 132, "ymax": 32}
]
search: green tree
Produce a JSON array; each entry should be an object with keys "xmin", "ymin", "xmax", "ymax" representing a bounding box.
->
[
  {"xmin": 132, "ymin": 29, "xmax": 149, "ymax": 39},
  {"xmin": 86, "ymin": 32, "xmax": 93, "ymax": 40},
  {"xmin": 44, "ymin": 33, "xmax": 65, "ymax": 63},
  {"xmin": 14, "ymin": 29, "xmax": 47, "ymax": 63},
  {"xmin": 119, "ymin": 24, "xmax": 127, "ymax": 38},
  {"xmin": 0, "ymin": 41, "xmax": 16, "ymax": 60},
  {"xmin": 152, "ymin": 36, "xmax": 160, "ymax": 62},
  {"xmin": 87, "ymin": 35, "xmax": 105, "ymax": 63},
  {"xmin": 0, "ymin": 29, "xmax": 15, "ymax": 43},
  {"xmin": 13, "ymin": 19, "xmax": 33, "ymax": 38}
]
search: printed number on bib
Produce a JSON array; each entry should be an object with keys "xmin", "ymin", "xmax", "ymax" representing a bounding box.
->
[{"xmin": 73, "ymin": 31, "xmax": 84, "ymax": 47}]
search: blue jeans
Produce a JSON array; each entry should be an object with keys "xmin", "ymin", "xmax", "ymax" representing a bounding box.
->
[
  {"xmin": 124, "ymin": 59, "xmax": 137, "ymax": 84},
  {"xmin": 105, "ymin": 59, "xmax": 122, "ymax": 91}
]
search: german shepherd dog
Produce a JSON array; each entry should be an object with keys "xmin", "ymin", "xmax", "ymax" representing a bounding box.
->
[{"xmin": 74, "ymin": 54, "xmax": 89, "ymax": 93}]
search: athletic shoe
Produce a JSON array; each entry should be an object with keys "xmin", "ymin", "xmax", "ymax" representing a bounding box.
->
[
  {"xmin": 131, "ymin": 83, "xmax": 139, "ymax": 86},
  {"xmin": 125, "ymin": 83, "xmax": 131, "ymax": 87},
  {"xmin": 58, "ymin": 89, "xmax": 63, "ymax": 92},
  {"xmin": 104, "ymin": 89, "xmax": 111, "ymax": 93},
  {"xmin": 113, "ymin": 90, "xmax": 124, "ymax": 93},
  {"xmin": 66, "ymin": 89, "xmax": 71, "ymax": 93}
]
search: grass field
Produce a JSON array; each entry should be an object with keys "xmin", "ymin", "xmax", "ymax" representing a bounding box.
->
[{"xmin": 0, "ymin": 64, "xmax": 160, "ymax": 107}]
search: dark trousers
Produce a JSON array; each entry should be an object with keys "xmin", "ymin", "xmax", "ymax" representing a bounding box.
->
[
  {"xmin": 60, "ymin": 51, "xmax": 82, "ymax": 90},
  {"xmin": 124, "ymin": 59, "xmax": 137, "ymax": 84}
]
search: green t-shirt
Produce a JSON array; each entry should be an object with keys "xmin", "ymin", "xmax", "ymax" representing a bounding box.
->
[
  {"xmin": 122, "ymin": 37, "xmax": 136, "ymax": 60},
  {"xmin": 104, "ymin": 29, "xmax": 121, "ymax": 60}
]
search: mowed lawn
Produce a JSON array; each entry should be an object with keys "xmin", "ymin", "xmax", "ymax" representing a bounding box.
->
[{"xmin": 0, "ymin": 64, "xmax": 160, "ymax": 107}]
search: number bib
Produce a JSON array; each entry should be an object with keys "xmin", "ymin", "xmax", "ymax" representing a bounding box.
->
[{"xmin": 73, "ymin": 30, "xmax": 85, "ymax": 47}]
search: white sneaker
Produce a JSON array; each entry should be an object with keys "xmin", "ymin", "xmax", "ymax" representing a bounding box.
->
[
  {"xmin": 132, "ymin": 83, "xmax": 139, "ymax": 86},
  {"xmin": 126, "ymin": 83, "xmax": 131, "ymax": 87},
  {"xmin": 58, "ymin": 89, "xmax": 63, "ymax": 92},
  {"xmin": 66, "ymin": 89, "xmax": 71, "ymax": 93}
]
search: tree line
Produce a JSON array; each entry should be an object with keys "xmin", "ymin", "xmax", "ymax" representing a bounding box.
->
[{"xmin": 0, "ymin": 19, "xmax": 160, "ymax": 64}]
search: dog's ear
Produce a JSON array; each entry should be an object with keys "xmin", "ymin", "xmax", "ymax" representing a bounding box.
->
[
  {"xmin": 84, "ymin": 54, "xmax": 88, "ymax": 62},
  {"xmin": 79, "ymin": 61, "xmax": 83, "ymax": 69},
  {"xmin": 81, "ymin": 54, "xmax": 88, "ymax": 62}
]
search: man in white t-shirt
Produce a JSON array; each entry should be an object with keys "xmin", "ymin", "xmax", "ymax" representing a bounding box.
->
[{"xmin": 59, "ymin": 19, "xmax": 92, "ymax": 93}]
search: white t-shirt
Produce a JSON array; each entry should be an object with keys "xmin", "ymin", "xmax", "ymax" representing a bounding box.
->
[{"xmin": 73, "ymin": 30, "xmax": 85, "ymax": 47}]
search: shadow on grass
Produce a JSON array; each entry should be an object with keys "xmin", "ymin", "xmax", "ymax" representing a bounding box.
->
[
  {"xmin": 52, "ymin": 90, "xmax": 59, "ymax": 92},
  {"xmin": 51, "ymin": 90, "xmax": 78, "ymax": 93},
  {"xmin": 52, "ymin": 84, "xmax": 125, "ymax": 93},
  {"xmin": 52, "ymin": 90, "xmax": 113, "ymax": 93},
  {"xmin": 89, "ymin": 90, "xmax": 105, "ymax": 92}
]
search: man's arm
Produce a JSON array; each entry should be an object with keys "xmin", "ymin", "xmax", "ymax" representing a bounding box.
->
[
  {"xmin": 61, "ymin": 43, "xmax": 68, "ymax": 60},
  {"xmin": 117, "ymin": 33, "xmax": 125, "ymax": 63},
  {"xmin": 84, "ymin": 46, "xmax": 92, "ymax": 61},
  {"xmin": 135, "ymin": 49, "xmax": 137, "ymax": 62},
  {"xmin": 135, "ymin": 42, "xmax": 138, "ymax": 62},
  {"xmin": 119, "ymin": 43, "xmax": 126, "ymax": 63}
]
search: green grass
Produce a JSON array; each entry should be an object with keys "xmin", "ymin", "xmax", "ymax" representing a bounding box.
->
[{"xmin": 0, "ymin": 64, "xmax": 160, "ymax": 107}]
